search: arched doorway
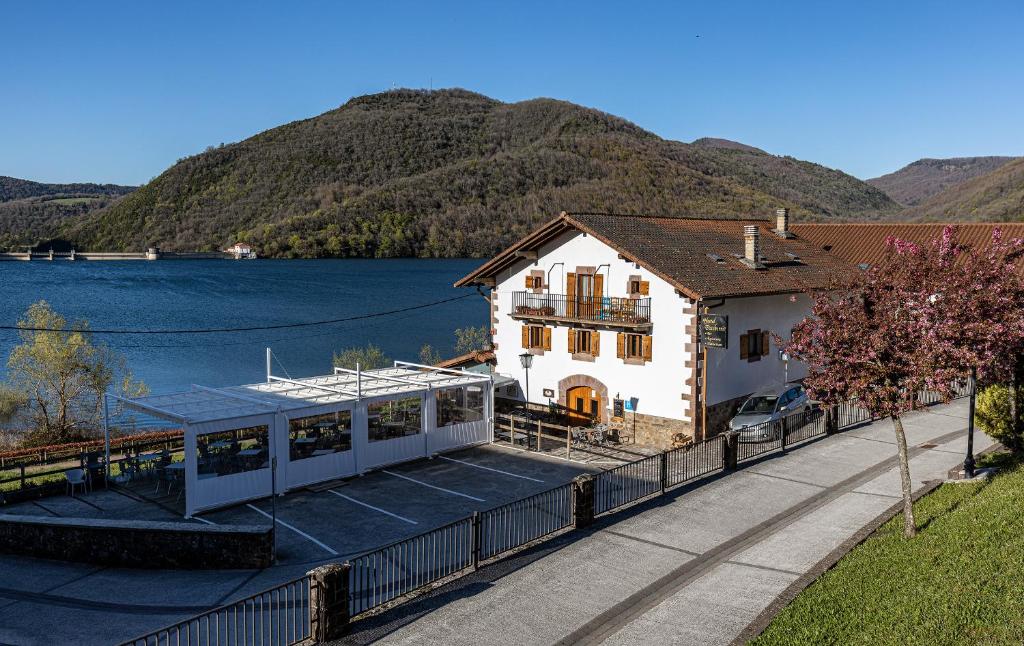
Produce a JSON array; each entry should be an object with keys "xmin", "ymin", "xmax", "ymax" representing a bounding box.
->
[{"xmin": 566, "ymin": 385, "xmax": 602, "ymax": 426}]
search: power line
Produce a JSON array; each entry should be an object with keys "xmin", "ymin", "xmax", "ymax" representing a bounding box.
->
[{"xmin": 0, "ymin": 293, "xmax": 475, "ymax": 336}]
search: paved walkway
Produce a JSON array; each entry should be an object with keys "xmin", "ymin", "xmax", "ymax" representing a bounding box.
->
[{"xmin": 340, "ymin": 399, "xmax": 992, "ymax": 646}]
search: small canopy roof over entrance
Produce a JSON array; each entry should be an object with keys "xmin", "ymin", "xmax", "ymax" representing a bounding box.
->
[{"xmin": 104, "ymin": 361, "xmax": 494, "ymax": 517}]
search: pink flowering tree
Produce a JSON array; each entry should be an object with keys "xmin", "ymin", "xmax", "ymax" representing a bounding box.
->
[{"xmin": 787, "ymin": 226, "xmax": 1024, "ymax": 538}]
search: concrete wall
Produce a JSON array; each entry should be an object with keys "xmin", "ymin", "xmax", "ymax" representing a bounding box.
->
[
  {"xmin": 0, "ymin": 515, "xmax": 272, "ymax": 569},
  {"xmin": 491, "ymin": 230, "xmax": 696, "ymax": 424}
]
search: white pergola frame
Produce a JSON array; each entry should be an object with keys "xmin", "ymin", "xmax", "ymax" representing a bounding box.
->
[{"xmin": 104, "ymin": 359, "xmax": 494, "ymax": 517}]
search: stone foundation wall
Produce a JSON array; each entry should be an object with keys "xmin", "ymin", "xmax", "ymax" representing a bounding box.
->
[
  {"xmin": 0, "ymin": 514, "xmax": 273, "ymax": 569},
  {"xmin": 705, "ymin": 395, "xmax": 749, "ymax": 437},
  {"xmin": 613, "ymin": 412, "xmax": 694, "ymax": 449}
]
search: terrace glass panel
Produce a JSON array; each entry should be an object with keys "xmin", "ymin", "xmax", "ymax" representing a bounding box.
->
[
  {"xmin": 436, "ymin": 386, "xmax": 485, "ymax": 427},
  {"xmin": 196, "ymin": 425, "xmax": 270, "ymax": 478},
  {"xmin": 368, "ymin": 397, "xmax": 422, "ymax": 442},
  {"xmin": 288, "ymin": 411, "xmax": 353, "ymax": 460}
]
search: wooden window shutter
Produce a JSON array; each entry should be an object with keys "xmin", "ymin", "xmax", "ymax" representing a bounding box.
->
[
  {"xmin": 642, "ymin": 335, "xmax": 653, "ymax": 362},
  {"xmin": 567, "ymin": 328, "xmax": 576, "ymax": 353},
  {"xmin": 639, "ymin": 280, "xmax": 650, "ymax": 296},
  {"xmin": 739, "ymin": 334, "xmax": 749, "ymax": 359},
  {"xmin": 593, "ymin": 273, "xmax": 604, "ymax": 299},
  {"xmin": 616, "ymin": 332, "xmax": 625, "ymax": 358},
  {"xmin": 522, "ymin": 325, "xmax": 530, "ymax": 349},
  {"xmin": 542, "ymin": 327, "xmax": 552, "ymax": 351},
  {"xmin": 761, "ymin": 331, "xmax": 770, "ymax": 356},
  {"xmin": 525, "ymin": 275, "xmax": 534, "ymax": 289},
  {"xmin": 566, "ymin": 273, "xmax": 576, "ymax": 299},
  {"xmin": 592, "ymin": 331, "xmax": 601, "ymax": 357}
]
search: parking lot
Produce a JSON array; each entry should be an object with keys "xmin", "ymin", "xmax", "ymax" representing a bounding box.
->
[{"xmin": 0, "ymin": 443, "xmax": 603, "ymax": 645}]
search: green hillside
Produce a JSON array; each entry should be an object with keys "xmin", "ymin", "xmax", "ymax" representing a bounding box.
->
[
  {"xmin": 62, "ymin": 89, "xmax": 900, "ymax": 258},
  {"xmin": 906, "ymin": 157, "xmax": 1024, "ymax": 221},
  {"xmin": 868, "ymin": 157, "xmax": 1018, "ymax": 206}
]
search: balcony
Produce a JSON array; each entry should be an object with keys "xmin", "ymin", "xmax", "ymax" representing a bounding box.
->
[{"xmin": 511, "ymin": 292, "xmax": 652, "ymax": 330}]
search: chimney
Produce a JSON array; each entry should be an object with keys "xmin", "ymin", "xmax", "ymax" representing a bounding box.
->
[
  {"xmin": 774, "ymin": 208, "xmax": 793, "ymax": 238},
  {"xmin": 742, "ymin": 225, "xmax": 766, "ymax": 269}
]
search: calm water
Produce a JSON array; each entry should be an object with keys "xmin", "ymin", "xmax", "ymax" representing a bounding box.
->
[{"xmin": 0, "ymin": 259, "xmax": 486, "ymax": 394}]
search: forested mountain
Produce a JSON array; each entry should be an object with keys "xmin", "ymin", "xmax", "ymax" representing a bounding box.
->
[
  {"xmin": 904, "ymin": 157, "xmax": 1024, "ymax": 221},
  {"xmin": 868, "ymin": 157, "xmax": 1018, "ymax": 206},
  {"xmin": 0, "ymin": 177, "xmax": 135, "ymax": 251},
  {"xmin": 61, "ymin": 89, "xmax": 898, "ymax": 258}
]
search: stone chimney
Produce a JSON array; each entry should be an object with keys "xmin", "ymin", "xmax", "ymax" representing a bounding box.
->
[
  {"xmin": 773, "ymin": 208, "xmax": 794, "ymax": 238},
  {"xmin": 742, "ymin": 225, "xmax": 766, "ymax": 269}
]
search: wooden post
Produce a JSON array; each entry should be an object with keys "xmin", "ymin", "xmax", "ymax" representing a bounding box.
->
[
  {"xmin": 536, "ymin": 419, "xmax": 542, "ymax": 452},
  {"xmin": 509, "ymin": 415, "xmax": 515, "ymax": 447},
  {"xmin": 566, "ymin": 422, "xmax": 571, "ymax": 459}
]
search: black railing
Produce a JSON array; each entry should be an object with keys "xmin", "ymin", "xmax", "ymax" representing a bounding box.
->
[
  {"xmin": 512, "ymin": 292, "xmax": 651, "ymax": 326},
  {"xmin": 666, "ymin": 434, "xmax": 726, "ymax": 487},
  {"xmin": 479, "ymin": 484, "xmax": 574, "ymax": 561},
  {"xmin": 124, "ymin": 384, "xmax": 973, "ymax": 645},
  {"xmin": 120, "ymin": 575, "xmax": 313, "ymax": 646},
  {"xmin": 349, "ymin": 517, "xmax": 474, "ymax": 617}
]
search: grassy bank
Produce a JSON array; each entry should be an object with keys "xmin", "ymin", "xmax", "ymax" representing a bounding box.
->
[{"xmin": 753, "ymin": 453, "xmax": 1024, "ymax": 645}]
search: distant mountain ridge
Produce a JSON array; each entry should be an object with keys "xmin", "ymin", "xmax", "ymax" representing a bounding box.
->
[
  {"xmin": 0, "ymin": 177, "xmax": 135, "ymax": 251},
  {"xmin": 868, "ymin": 157, "xmax": 1017, "ymax": 206},
  {"xmin": 58, "ymin": 89, "xmax": 898, "ymax": 258},
  {"xmin": 904, "ymin": 157, "xmax": 1024, "ymax": 221}
]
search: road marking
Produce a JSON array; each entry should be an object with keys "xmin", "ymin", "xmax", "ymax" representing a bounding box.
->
[
  {"xmin": 328, "ymin": 490, "xmax": 418, "ymax": 525},
  {"xmin": 439, "ymin": 455, "xmax": 545, "ymax": 483},
  {"xmin": 382, "ymin": 470, "xmax": 486, "ymax": 502},
  {"xmin": 192, "ymin": 516, "xmax": 217, "ymax": 525},
  {"xmin": 245, "ymin": 504, "xmax": 338, "ymax": 555}
]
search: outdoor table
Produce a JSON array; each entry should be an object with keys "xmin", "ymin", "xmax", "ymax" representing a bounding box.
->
[
  {"xmin": 236, "ymin": 449, "xmax": 261, "ymax": 457},
  {"xmin": 294, "ymin": 437, "xmax": 317, "ymax": 446},
  {"xmin": 208, "ymin": 440, "xmax": 233, "ymax": 450},
  {"xmin": 165, "ymin": 462, "xmax": 185, "ymax": 471}
]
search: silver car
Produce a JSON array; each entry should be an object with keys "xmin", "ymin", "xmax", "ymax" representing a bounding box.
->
[{"xmin": 729, "ymin": 383, "xmax": 810, "ymax": 442}]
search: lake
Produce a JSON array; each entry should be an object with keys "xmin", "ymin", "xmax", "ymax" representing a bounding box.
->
[{"xmin": 0, "ymin": 259, "xmax": 486, "ymax": 394}]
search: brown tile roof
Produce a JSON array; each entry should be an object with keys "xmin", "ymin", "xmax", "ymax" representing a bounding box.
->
[
  {"xmin": 435, "ymin": 349, "xmax": 495, "ymax": 369},
  {"xmin": 790, "ymin": 223, "xmax": 1024, "ymax": 271},
  {"xmin": 456, "ymin": 212, "xmax": 855, "ymax": 299}
]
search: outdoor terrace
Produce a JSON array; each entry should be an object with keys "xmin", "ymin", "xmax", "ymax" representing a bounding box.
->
[{"xmin": 511, "ymin": 292, "xmax": 652, "ymax": 330}]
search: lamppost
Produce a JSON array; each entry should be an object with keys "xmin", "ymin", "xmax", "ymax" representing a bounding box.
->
[
  {"xmin": 519, "ymin": 352, "xmax": 533, "ymax": 406},
  {"xmin": 964, "ymin": 366, "xmax": 978, "ymax": 479}
]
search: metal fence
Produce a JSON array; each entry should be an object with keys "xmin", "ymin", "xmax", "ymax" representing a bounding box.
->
[
  {"xmin": 512, "ymin": 292, "xmax": 652, "ymax": 326},
  {"xmin": 121, "ymin": 383, "xmax": 975, "ymax": 645},
  {"xmin": 479, "ymin": 483, "xmax": 574, "ymax": 561},
  {"xmin": 120, "ymin": 575, "xmax": 312, "ymax": 646},
  {"xmin": 666, "ymin": 434, "xmax": 725, "ymax": 487},
  {"xmin": 593, "ymin": 453, "xmax": 663, "ymax": 515},
  {"xmin": 348, "ymin": 516, "xmax": 474, "ymax": 617}
]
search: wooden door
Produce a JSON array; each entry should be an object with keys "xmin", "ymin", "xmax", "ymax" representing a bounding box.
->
[{"xmin": 567, "ymin": 386, "xmax": 601, "ymax": 426}]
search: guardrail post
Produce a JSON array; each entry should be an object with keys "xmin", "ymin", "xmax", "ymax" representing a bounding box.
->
[
  {"xmin": 780, "ymin": 418, "xmax": 788, "ymax": 451},
  {"xmin": 572, "ymin": 473, "xmax": 595, "ymax": 529},
  {"xmin": 659, "ymin": 451, "xmax": 668, "ymax": 493},
  {"xmin": 471, "ymin": 511, "xmax": 481, "ymax": 570},
  {"xmin": 308, "ymin": 562, "xmax": 351, "ymax": 641},
  {"xmin": 825, "ymin": 406, "xmax": 839, "ymax": 435},
  {"xmin": 723, "ymin": 431, "xmax": 739, "ymax": 471}
]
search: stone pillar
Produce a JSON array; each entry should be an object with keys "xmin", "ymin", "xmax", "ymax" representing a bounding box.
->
[
  {"xmin": 572, "ymin": 473, "xmax": 595, "ymax": 529},
  {"xmin": 825, "ymin": 406, "xmax": 839, "ymax": 435},
  {"xmin": 308, "ymin": 562, "xmax": 351, "ymax": 641},
  {"xmin": 723, "ymin": 431, "xmax": 740, "ymax": 470}
]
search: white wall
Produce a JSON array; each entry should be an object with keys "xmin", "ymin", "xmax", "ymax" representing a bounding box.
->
[
  {"xmin": 704, "ymin": 293, "xmax": 813, "ymax": 405},
  {"xmin": 491, "ymin": 230, "xmax": 696, "ymax": 422}
]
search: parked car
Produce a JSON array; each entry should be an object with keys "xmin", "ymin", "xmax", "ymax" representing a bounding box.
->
[{"xmin": 729, "ymin": 383, "xmax": 812, "ymax": 442}]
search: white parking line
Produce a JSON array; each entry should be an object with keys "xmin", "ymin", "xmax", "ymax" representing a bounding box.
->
[
  {"xmin": 245, "ymin": 504, "xmax": 338, "ymax": 556},
  {"xmin": 192, "ymin": 516, "xmax": 217, "ymax": 526},
  {"xmin": 382, "ymin": 470, "xmax": 486, "ymax": 502},
  {"xmin": 439, "ymin": 456, "xmax": 545, "ymax": 483},
  {"xmin": 328, "ymin": 490, "xmax": 418, "ymax": 525}
]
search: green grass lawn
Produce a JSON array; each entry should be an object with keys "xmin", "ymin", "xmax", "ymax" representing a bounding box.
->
[{"xmin": 753, "ymin": 452, "xmax": 1024, "ymax": 645}]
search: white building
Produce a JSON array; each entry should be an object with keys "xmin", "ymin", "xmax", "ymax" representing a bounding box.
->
[
  {"xmin": 226, "ymin": 242, "xmax": 256, "ymax": 259},
  {"xmin": 456, "ymin": 210, "xmax": 852, "ymax": 446}
]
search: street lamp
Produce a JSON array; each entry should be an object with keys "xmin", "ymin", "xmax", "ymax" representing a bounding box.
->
[
  {"xmin": 964, "ymin": 366, "xmax": 978, "ymax": 479},
  {"xmin": 519, "ymin": 352, "xmax": 533, "ymax": 405}
]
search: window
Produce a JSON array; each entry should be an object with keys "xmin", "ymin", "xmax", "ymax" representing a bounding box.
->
[
  {"xmin": 617, "ymin": 332, "xmax": 652, "ymax": 363},
  {"xmin": 522, "ymin": 325, "xmax": 551, "ymax": 352},
  {"xmin": 436, "ymin": 385, "xmax": 485, "ymax": 427},
  {"xmin": 739, "ymin": 329, "xmax": 770, "ymax": 362},
  {"xmin": 288, "ymin": 411, "xmax": 352, "ymax": 460},
  {"xmin": 196, "ymin": 425, "xmax": 270, "ymax": 478},
  {"xmin": 568, "ymin": 328, "xmax": 600, "ymax": 357},
  {"xmin": 627, "ymin": 276, "xmax": 649, "ymax": 297},
  {"xmin": 368, "ymin": 397, "xmax": 422, "ymax": 442},
  {"xmin": 524, "ymin": 271, "xmax": 544, "ymax": 292}
]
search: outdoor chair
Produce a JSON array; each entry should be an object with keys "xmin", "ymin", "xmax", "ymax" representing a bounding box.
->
[
  {"xmin": 571, "ymin": 428, "xmax": 588, "ymax": 447},
  {"xmin": 155, "ymin": 466, "xmax": 174, "ymax": 495},
  {"xmin": 65, "ymin": 469, "xmax": 87, "ymax": 497}
]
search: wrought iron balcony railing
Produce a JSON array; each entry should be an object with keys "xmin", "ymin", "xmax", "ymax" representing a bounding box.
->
[{"xmin": 511, "ymin": 292, "xmax": 652, "ymax": 328}]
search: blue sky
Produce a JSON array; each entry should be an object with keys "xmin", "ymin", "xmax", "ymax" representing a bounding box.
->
[{"xmin": 2, "ymin": 0, "xmax": 1022, "ymax": 185}]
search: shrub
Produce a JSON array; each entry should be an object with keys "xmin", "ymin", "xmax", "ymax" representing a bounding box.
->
[{"xmin": 975, "ymin": 384, "xmax": 1023, "ymax": 451}]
